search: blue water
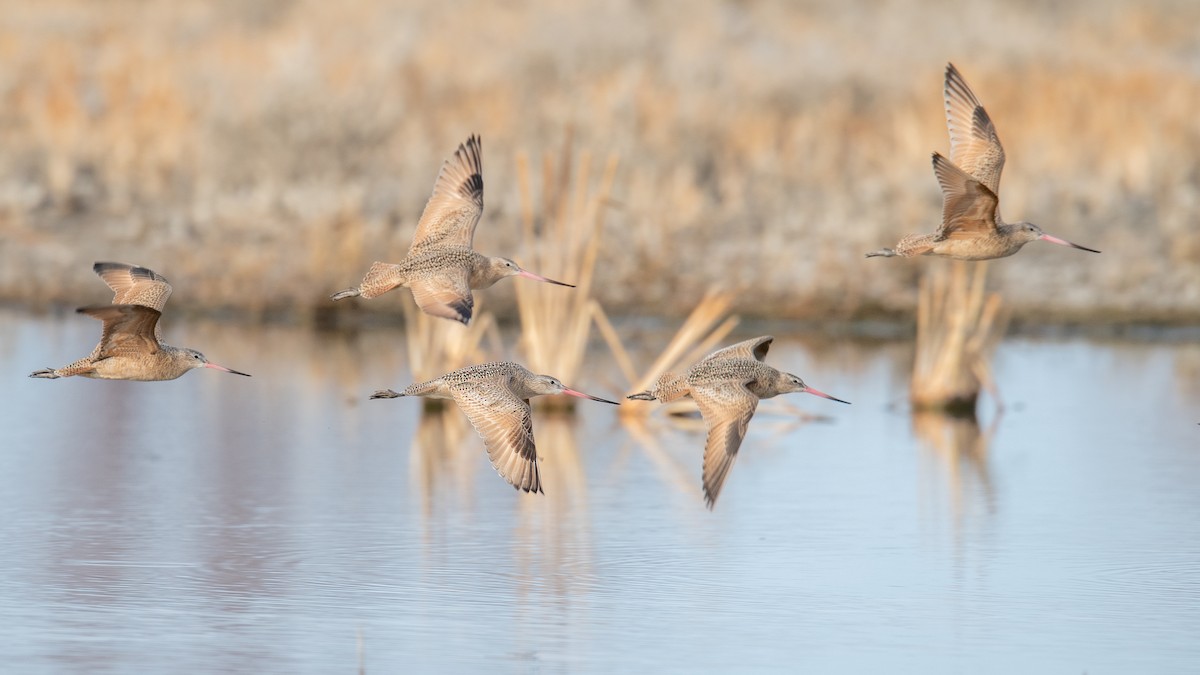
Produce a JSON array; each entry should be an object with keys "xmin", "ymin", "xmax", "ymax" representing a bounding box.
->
[{"xmin": 1, "ymin": 308, "xmax": 1197, "ymax": 673}]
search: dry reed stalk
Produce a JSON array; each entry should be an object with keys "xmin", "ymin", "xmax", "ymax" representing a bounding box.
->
[
  {"xmin": 402, "ymin": 298, "xmax": 502, "ymax": 410},
  {"xmin": 512, "ymin": 136, "xmax": 620, "ymax": 409},
  {"xmin": 910, "ymin": 261, "xmax": 1008, "ymax": 413},
  {"xmin": 612, "ymin": 288, "xmax": 740, "ymax": 418},
  {"xmin": 7, "ymin": 3, "xmax": 1198, "ymax": 319}
]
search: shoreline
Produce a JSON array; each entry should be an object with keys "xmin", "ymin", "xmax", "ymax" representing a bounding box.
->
[{"xmin": 7, "ymin": 299, "xmax": 1200, "ymax": 343}]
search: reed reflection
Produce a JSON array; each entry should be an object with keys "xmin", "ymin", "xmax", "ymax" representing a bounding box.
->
[
  {"xmin": 911, "ymin": 410, "xmax": 998, "ymax": 526},
  {"xmin": 407, "ymin": 406, "xmax": 597, "ymax": 620},
  {"xmin": 623, "ymin": 398, "xmax": 830, "ymax": 510},
  {"xmin": 620, "ymin": 412, "xmax": 704, "ymax": 504},
  {"xmin": 401, "ymin": 298, "xmax": 501, "ymax": 384},
  {"xmin": 1171, "ymin": 343, "xmax": 1200, "ymax": 404},
  {"xmin": 511, "ymin": 413, "xmax": 593, "ymax": 601},
  {"xmin": 409, "ymin": 406, "xmax": 479, "ymax": 518}
]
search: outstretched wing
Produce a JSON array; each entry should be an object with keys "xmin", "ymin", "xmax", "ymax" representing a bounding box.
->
[
  {"xmin": 451, "ymin": 381, "xmax": 543, "ymax": 494},
  {"xmin": 933, "ymin": 152, "xmax": 1000, "ymax": 238},
  {"xmin": 407, "ymin": 135, "xmax": 484, "ymax": 254},
  {"xmin": 692, "ymin": 380, "xmax": 760, "ymax": 509},
  {"xmin": 700, "ymin": 336, "xmax": 774, "ymax": 364},
  {"xmin": 408, "ymin": 267, "xmax": 475, "ymax": 325},
  {"xmin": 93, "ymin": 262, "xmax": 173, "ymax": 311},
  {"xmin": 77, "ymin": 304, "xmax": 162, "ymax": 358},
  {"xmin": 944, "ymin": 63, "xmax": 1005, "ymax": 195},
  {"xmin": 93, "ymin": 262, "xmax": 172, "ymax": 342}
]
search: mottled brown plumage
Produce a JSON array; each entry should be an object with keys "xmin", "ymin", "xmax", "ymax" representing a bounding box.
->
[
  {"xmin": 628, "ymin": 336, "xmax": 849, "ymax": 509},
  {"xmin": 371, "ymin": 362, "xmax": 617, "ymax": 494},
  {"xmin": 93, "ymin": 262, "xmax": 173, "ymax": 311},
  {"xmin": 867, "ymin": 63, "xmax": 1099, "ymax": 260},
  {"xmin": 331, "ymin": 135, "xmax": 573, "ymax": 324},
  {"xmin": 29, "ymin": 263, "xmax": 250, "ymax": 381}
]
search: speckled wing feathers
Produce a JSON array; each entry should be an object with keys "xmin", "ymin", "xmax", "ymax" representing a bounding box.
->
[
  {"xmin": 93, "ymin": 262, "xmax": 172, "ymax": 341},
  {"xmin": 78, "ymin": 305, "xmax": 163, "ymax": 358},
  {"xmin": 93, "ymin": 262, "xmax": 173, "ymax": 311},
  {"xmin": 407, "ymin": 135, "xmax": 485, "ymax": 254},
  {"xmin": 451, "ymin": 380, "xmax": 543, "ymax": 494},
  {"xmin": 933, "ymin": 152, "xmax": 1000, "ymax": 237},
  {"xmin": 408, "ymin": 270, "xmax": 474, "ymax": 324},
  {"xmin": 699, "ymin": 336, "xmax": 773, "ymax": 364},
  {"xmin": 944, "ymin": 63, "xmax": 1005, "ymax": 194},
  {"xmin": 692, "ymin": 381, "xmax": 760, "ymax": 509}
]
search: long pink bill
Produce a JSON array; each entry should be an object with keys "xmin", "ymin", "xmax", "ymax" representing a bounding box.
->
[
  {"xmin": 803, "ymin": 386, "xmax": 850, "ymax": 405},
  {"xmin": 518, "ymin": 269, "xmax": 576, "ymax": 287},
  {"xmin": 1039, "ymin": 233, "xmax": 1100, "ymax": 253},
  {"xmin": 562, "ymin": 387, "xmax": 619, "ymax": 405},
  {"xmin": 205, "ymin": 362, "xmax": 252, "ymax": 377}
]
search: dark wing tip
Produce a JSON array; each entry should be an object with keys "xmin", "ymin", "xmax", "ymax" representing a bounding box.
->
[
  {"xmin": 93, "ymin": 261, "xmax": 124, "ymax": 274},
  {"xmin": 76, "ymin": 303, "xmax": 160, "ymax": 317},
  {"xmin": 75, "ymin": 304, "xmax": 114, "ymax": 319},
  {"xmin": 753, "ymin": 336, "xmax": 773, "ymax": 361},
  {"xmin": 462, "ymin": 172, "xmax": 483, "ymax": 198},
  {"xmin": 450, "ymin": 298, "xmax": 473, "ymax": 324},
  {"xmin": 93, "ymin": 260, "xmax": 166, "ymax": 283}
]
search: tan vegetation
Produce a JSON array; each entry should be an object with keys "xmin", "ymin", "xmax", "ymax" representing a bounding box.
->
[
  {"xmin": 400, "ymin": 298, "xmax": 502, "ymax": 411},
  {"xmin": 1, "ymin": 0, "xmax": 1197, "ymax": 322},
  {"xmin": 910, "ymin": 261, "xmax": 1007, "ymax": 413},
  {"xmin": 511, "ymin": 137, "xmax": 620, "ymax": 407},
  {"xmin": 612, "ymin": 289, "xmax": 739, "ymax": 417}
]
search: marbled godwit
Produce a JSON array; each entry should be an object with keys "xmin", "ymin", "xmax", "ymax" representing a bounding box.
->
[
  {"xmin": 867, "ymin": 63, "xmax": 1099, "ymax": 260},
  {"xmin": 331, "ymin": 135, "xmax": 573, "ymax": 324},
  {"xmin": 627, "ymin": 336, "xmax": 848, "ymax": 509},
  {"xmin": 29, "ymin": 262, "xmax": 250, "ymax": 381},
  {"xmin": 370, "ymin": 361, "xmax": 617, "ymax": 494}
]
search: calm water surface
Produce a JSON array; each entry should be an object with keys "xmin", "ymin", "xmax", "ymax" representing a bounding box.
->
[{"xmin": 1, "ymin": 308, "xmax": 1198, "ymax": 673}]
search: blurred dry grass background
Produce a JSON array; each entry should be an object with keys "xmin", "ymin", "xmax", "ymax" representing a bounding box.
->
[{"xmin": 1, "ymin": 0, "xmax": 1198, "ymax": 322}]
